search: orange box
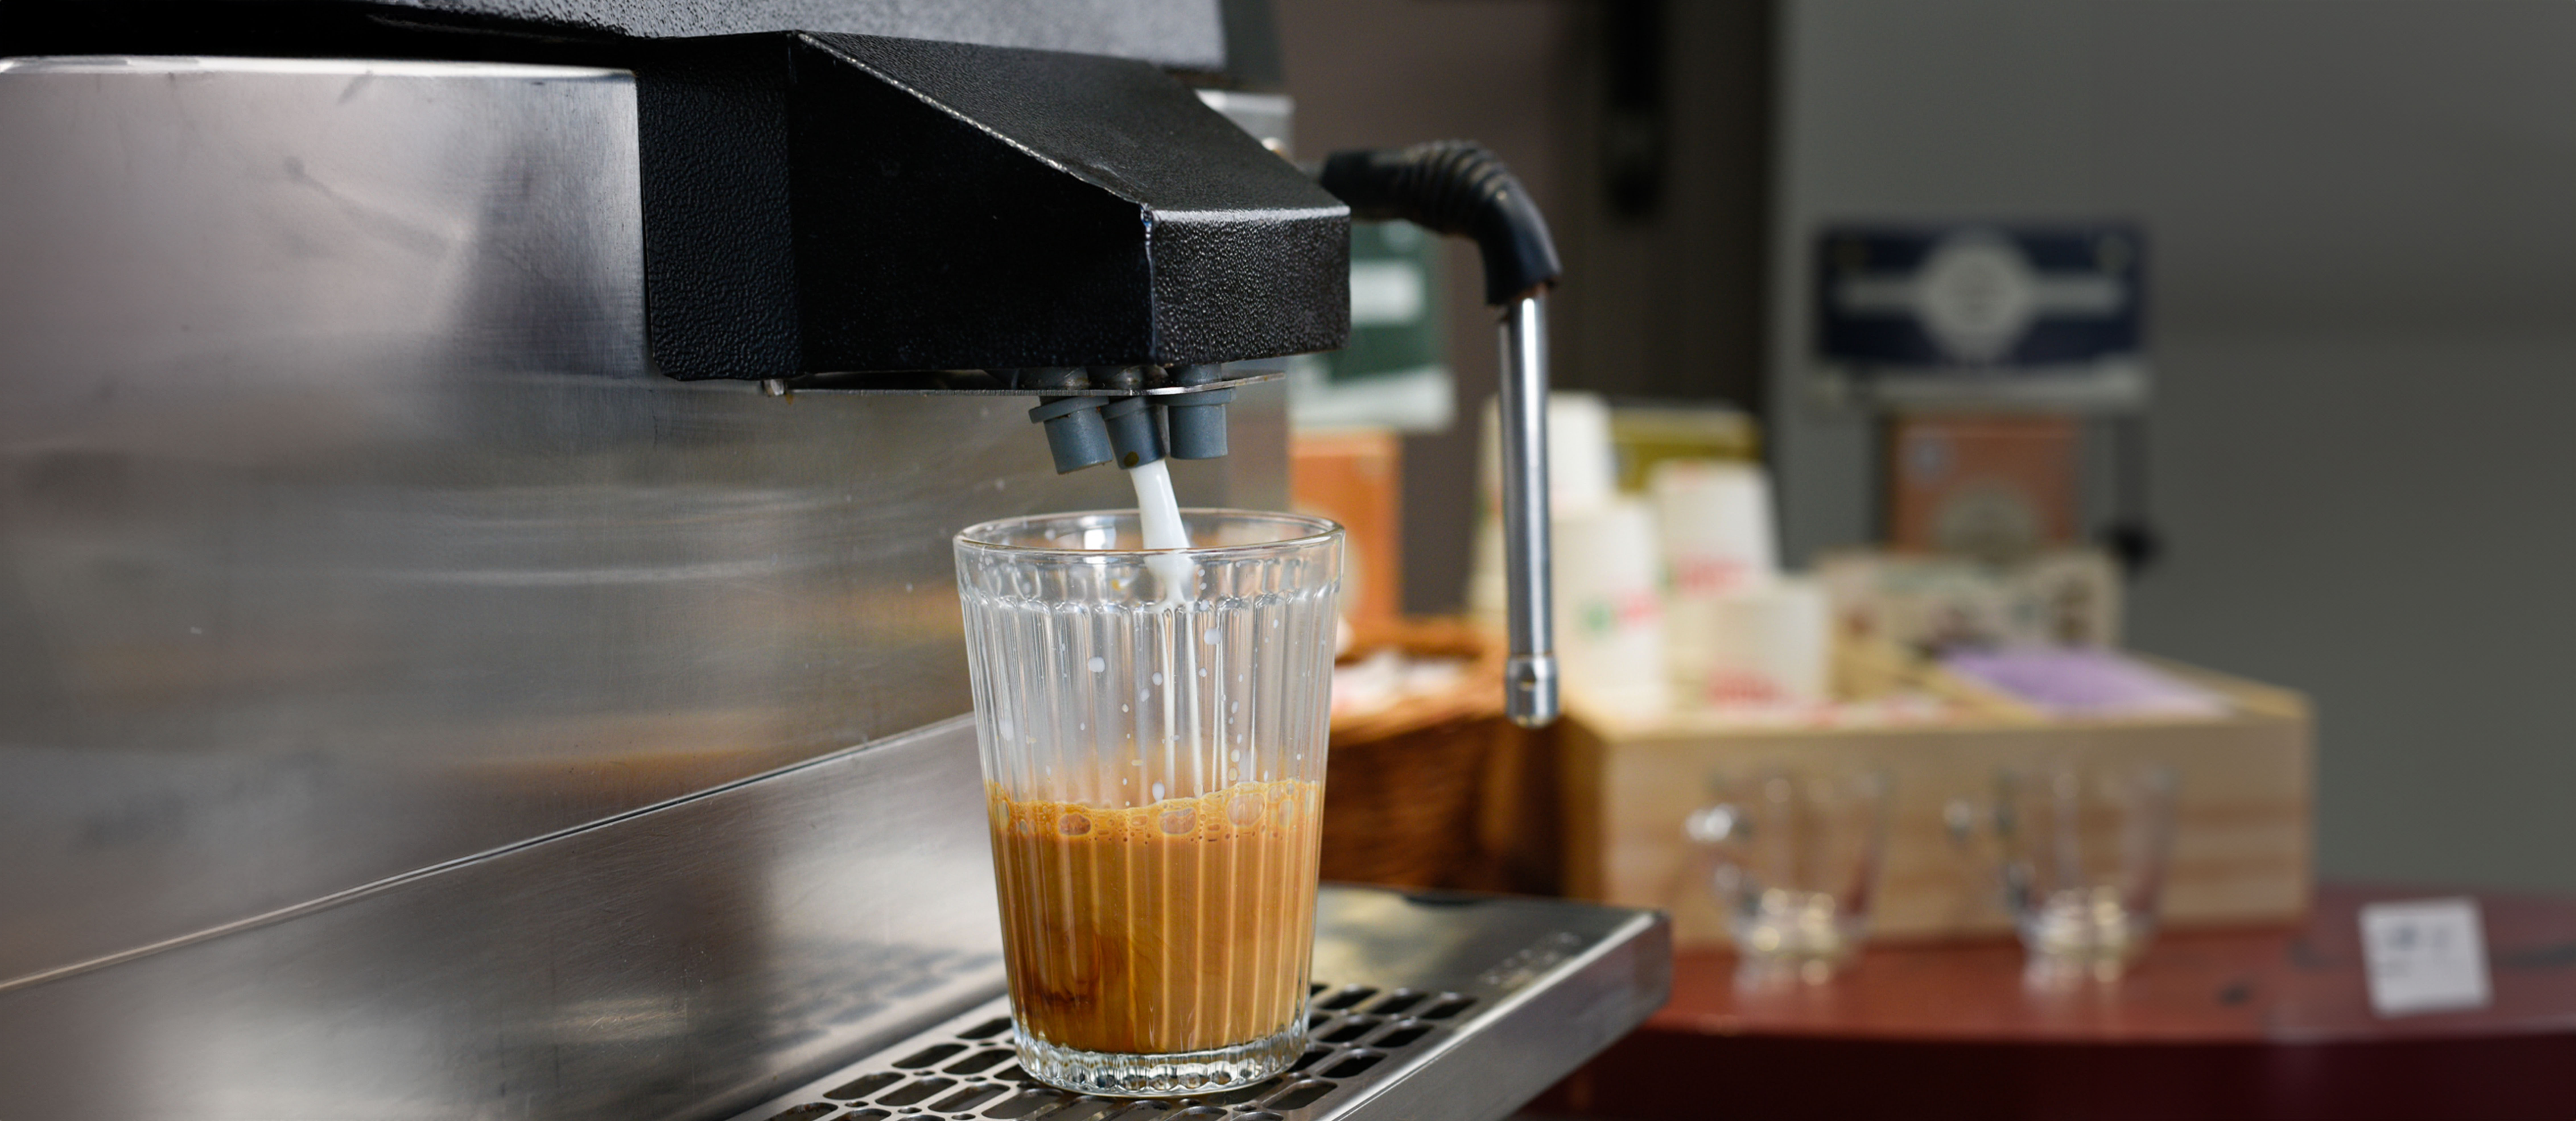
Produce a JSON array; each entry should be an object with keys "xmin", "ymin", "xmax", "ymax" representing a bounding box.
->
[
  {"xmin": 1887, "ymin": 414, "xmax": 2078, "ymax": 555},
  {"xmin": 1291, "ymin": 428, "xmax": 1403, "ymax": 626}
]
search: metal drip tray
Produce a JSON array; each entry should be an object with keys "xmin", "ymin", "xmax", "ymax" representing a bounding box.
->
[{"xmin": 722, "ymin": 887, "xmax": 1670, "ymax": 1121}]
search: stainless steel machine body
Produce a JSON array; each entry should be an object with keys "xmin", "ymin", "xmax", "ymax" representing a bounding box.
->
[
  {"xmin": 0, "ymin": 58, "xmax": 1282, "ymax": 1115},
  {"xmin": 0, "ymin": 15, "xmax": 1632, "ymax": 1120}
]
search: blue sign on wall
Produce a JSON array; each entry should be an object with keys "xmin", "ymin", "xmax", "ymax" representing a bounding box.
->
[{"xmin": 1813, "ymin": 224, "xmax": 2146, "ymax": 411}]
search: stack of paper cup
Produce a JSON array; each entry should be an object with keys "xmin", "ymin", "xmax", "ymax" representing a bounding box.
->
[
  {"xmin": 1650, "ymin": 460, "xmax": 1778, "ymax": 598},
  {"xmin": 1691, "ymin": 577, "xmax": 1832, "ymax": 705},
  {"xmin": 1543, "ymin": 392, "xmax": 1618, "ymax": 513},
  {"xmin": 1470, "ymin": 392, "xmax": 1622, "ymax": 629},
  {"xmin": 1553, "ymin": 496, "xmax": 1669, "ymax": 715},
  {"xmin": 1649, "ymin": 460, "xmax": 1828, "ymax": 707}
]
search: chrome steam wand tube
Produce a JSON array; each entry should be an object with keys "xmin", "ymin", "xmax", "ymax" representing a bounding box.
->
[
  {"xmin": 1319, "ymin": 141, "xmax": 1564, "ymax": 726},
  {"xmin": 1498, "ymin": 295, "xmax": 1558, "ymax": 725}
]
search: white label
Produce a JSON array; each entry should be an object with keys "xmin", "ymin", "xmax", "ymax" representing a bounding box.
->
[
  {"xmin": 1348, "ymin": 261, "xmax": 1426, "ymax": 325},
  {"xmin": 2360, "ymin": 898, "xmax": 2492, "ymax": 1017}
]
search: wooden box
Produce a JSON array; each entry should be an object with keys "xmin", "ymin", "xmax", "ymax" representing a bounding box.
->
[{"xmin": 1558, "ymin": 658, "xmax": 2313, "ymax": 946}]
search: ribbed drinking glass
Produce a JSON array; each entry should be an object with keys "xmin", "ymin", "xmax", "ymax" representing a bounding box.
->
[
  {"xmin": 954, "ymin": 509, "xmax": 1342, "ymax": 1097},
  {"xmin": 1993, "ymin": 760, "xmax": 2177, "ymax": 981},
  {"xmin": 1686, "ymin": 767, "xmax": 1892, "ymax": 983}
]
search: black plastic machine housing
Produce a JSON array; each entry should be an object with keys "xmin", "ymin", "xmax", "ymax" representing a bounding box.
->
[
  {"xmin": 0, "ymin": 0, "xmax": 1353, "ymax": 382},
  {"xmin": 644, "ymin": 31, "xmax": 1349, "ymax": 381}
]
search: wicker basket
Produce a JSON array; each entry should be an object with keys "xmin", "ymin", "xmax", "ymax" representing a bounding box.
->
[{"xmin": 1319, "ymin": 619, "xmax": 1515, "ymax": 890}]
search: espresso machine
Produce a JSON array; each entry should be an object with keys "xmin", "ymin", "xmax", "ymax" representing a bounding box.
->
[{"xmin": 0, "ymin": 3, "xmax": 1663, "ymax": 1118}]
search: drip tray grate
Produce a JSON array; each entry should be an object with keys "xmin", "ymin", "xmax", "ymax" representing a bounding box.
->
[
  {"xmin": 721, "ymin": 888, "xmax": 1670, "ymax": 1121},
  {"xmin": 750, "ymin": 985, "xmax": 1469, "ymax": 1121}
]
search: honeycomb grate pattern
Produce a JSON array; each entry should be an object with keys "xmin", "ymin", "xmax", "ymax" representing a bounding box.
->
[{"xmin": 751, "ymin": 983, "xmax": 1478, "ymax": 1121}]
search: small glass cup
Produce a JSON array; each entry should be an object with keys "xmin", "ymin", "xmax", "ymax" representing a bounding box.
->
[
  {"xmin": 1685, "ymin": 767, "xmax": 1892, "ymax": 983},
  {"xmin": 1959, "ymin": 760, "xmax": 2178, "ymax": 982},
  {"xmin": 954, "ymin": 510, "xmax": 1341, "ymax": 1097}
]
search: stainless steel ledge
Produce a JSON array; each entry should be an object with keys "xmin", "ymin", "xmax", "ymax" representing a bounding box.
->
[{"xmin": 783, "ymin": 370, "xmax": 1287, "ymax": 396}]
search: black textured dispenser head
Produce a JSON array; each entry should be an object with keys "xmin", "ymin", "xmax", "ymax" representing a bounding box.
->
[
  {"xmin": 1161, "ymin": 364, "xmax": 1233, "ymax": 459},
  {"xmin": 643, "ymin": 33, "xmax": 1352, "ymax": 381},
  {"xmin": 1029, "ymin": 396, "xmax": 1115, "ymax": 474}
]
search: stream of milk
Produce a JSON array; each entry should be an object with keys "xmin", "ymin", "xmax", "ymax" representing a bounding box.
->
[
  {"xmin": 1130, "ymin": 458, "xmax": 1197, "ymax": 792},
  {"xmin": 1128, "ymin": 458, "xmax": 1193, "ymax": 604}
]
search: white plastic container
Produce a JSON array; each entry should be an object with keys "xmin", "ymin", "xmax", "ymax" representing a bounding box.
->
[
  {"xmin": 1686, "ymin": 577, "xmax": 1832, "ymax": 706},
  {"xmin": 1553, "ymin": 497, "xmax": 1669, "ymax": 716},
  {"xmin": 1649, "ymin": 460, "xmax": 1787, "ymax": 705}
]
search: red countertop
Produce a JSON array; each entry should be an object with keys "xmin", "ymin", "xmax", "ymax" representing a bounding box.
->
[{"xmin": 1541, "ymin": 883, "xmax": 2576, "ymax": 1121}]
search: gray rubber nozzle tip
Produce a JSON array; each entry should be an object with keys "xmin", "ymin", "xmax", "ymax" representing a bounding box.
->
[
  {"xmin": 1163, "ymin": 389, "xmax": 1234, "ymax": 459},
  {"xmin": 1161, "ymin": 364, "xmax": 1232, "ymax": 461},
  {"xmin": 1028, "ymin": 396, "xmax": 1113, "ymax": 473},
  {"xmin": 1101, "ymin": 395, "xmax": 1166, "ymax": 469}
]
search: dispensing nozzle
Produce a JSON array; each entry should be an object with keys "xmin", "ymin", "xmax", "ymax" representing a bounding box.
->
[
  {"xmin": 1027, "ymin": 364, "xmax": 1240, "ymax": 474},
  {"xmin": 1029, "ymin": 395, "xmax": 1114, "ymax": 474},
  {"xmin": 1160, "ymin": 364, "xmax": 1233, "ymax": 460},
  {"xmin": 1024, "ymin": 368, "xmax": 1113, "ymax": 474},
  {"xmin": 1101, "ymin": 398, "xmax": 1167, "ymax": 469},
  {"xmin": 1092, "ymin": 394, "xmax": 1164, "ymax": 469},
  {"xmin": 1087, "ymin": 365, "xmax": 1169, "ymax": 470}
]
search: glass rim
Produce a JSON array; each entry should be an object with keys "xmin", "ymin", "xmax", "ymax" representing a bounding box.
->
[{"xmin": 954, "ymin": 507, "xmax": 1342, "ymax": 560}]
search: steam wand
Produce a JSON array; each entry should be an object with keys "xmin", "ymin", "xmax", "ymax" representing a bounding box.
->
[{"xmin": 1320, "ymin": 142, "xmax": 1565, "ymax": 728}]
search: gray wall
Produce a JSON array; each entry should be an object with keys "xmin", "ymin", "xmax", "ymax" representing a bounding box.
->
[{"xmin": 1775, "ymin": 1, "xmax": 2576, "ymax": 892}]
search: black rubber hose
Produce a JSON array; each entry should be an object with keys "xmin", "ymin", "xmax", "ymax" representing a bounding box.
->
[{"xmin": 1319, "ymin": 141, "xmax": 1563, "ymax": 306}]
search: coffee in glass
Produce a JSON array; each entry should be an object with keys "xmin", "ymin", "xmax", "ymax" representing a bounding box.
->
[{"xmin": 956, "ymin": 510, "xmax": 1341, "ymax": 1096}]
